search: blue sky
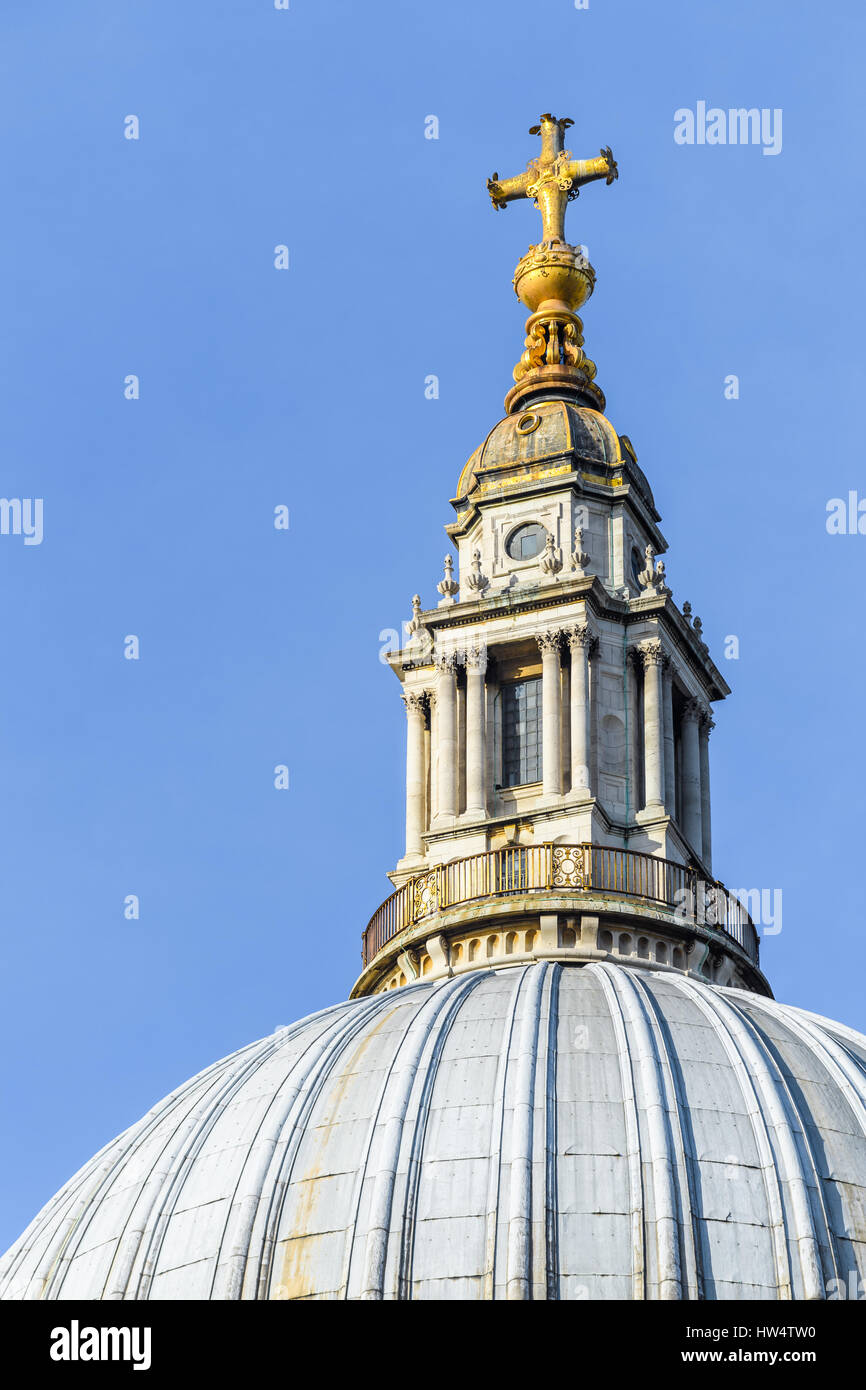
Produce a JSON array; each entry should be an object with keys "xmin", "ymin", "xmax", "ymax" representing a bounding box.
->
[{"xmin": 1, "ymin": 0, "xmax": 864, "ymax": 1249}]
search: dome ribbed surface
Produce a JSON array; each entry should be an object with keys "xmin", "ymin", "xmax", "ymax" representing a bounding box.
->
[
  {"xmin": 3, "ymin": 962, "xmax": 866, "ymax": 1301},
  {"xmin": 455, "ymin": 401, "xmax": 623, "ymax": 499}
]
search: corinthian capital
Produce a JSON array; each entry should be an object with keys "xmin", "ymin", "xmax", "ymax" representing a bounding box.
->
[
  {"xmin": 699, "ymin": 705, "xmax": 716, "ymax": 734},
  {"xmin": 637, "ymin": 638, "xmax": 665, "ymax": 668},
  {"xmin": 567, "ymin": 623, "xmax": 598, "ymax": 654},
  {"xmin": 535, "ymin": 629, "xmax": 562, "ymax": 656},
  {"xmin": 435, "ymin": 649, "xmax": 460, "ymax": 674},
  {"xmin": 464, "ymin": 643, "xmax": 488, "ymax": 674},
  {"xmin": 401, "ymin": 690, "xmax": 429, "ymax": 718},
  {"xmin": 682, "ymin": 695, "xmax": 710, "ymax": 724}
]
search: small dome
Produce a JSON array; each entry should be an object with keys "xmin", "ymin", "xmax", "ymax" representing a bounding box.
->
[
  {"xmin": 3, "ymin": 962, "xmax": 865, "ymax": 1301},
  {"xmin": 456, "ymin": 399, "xmax": 623, "ymax": 500}
]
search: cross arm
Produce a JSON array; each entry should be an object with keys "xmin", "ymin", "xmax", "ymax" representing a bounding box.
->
[
  {"xmin": 486, "ymin": 169, "xmax": 532, "ymax": 211},
  {"xmin": 560, "ymin": 146, "xmax": 619, "ymax": 190}
]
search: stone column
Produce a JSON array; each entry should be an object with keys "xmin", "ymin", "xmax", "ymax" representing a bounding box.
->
[
  {"xmin": 638, "ymin": 639, "xmax": 665, "ymax": 810},
  {"xmin": 435, "ymin": 651, "xmax": 459, "ymax": 821},
  {"xmin": 662, "ymin": 658, "xmax": 676, "ymax": 813},
  {"xmin": 402, "ymin": 692, "xmax": 428, "ymax": 857},
  {"xmin": 464, "ymin": 644, "xmax": 487, "ymax": 818},
  {"xmin": 560, "ymin": 658, "xmax": 571, "ymax": 793},
  {"xmin": 589, "ymin": 641, "xmax": 600, "ymax": 791},
  {"xmin": 428, "ymin": 691, "xmax": 438, "ymax": 823},
  {"xmin": 567, "ymin": 624, "xmax": 596, "ymax": 798},
  {"xmin": 537, "ymin": 631, "xmax": 563, "ymax": 798},
  {"xmin": 681, "ymin": 698, "xmax": 703, "ymax": 854},
  {"xmin": 626, "ymin": 650, "xmax": 641, "ymax": 820},
  {"xmin": 699, "ymin": 708, "xmax": 714, "ymax": 870}
]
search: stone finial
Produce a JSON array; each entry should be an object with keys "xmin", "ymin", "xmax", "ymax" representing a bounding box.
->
[
  {"xmin": 437, "ymin": 554, "xmax": 459, "ymax": 603},
  {"xmin": 692, "ymin": 615, "xmax": 709, "ymax": 654},
  {"xmin": 540, "ymin": 531, "xmax": 563, "ymax": 577},
  {"xmin": 637, "ymin": 543, "xmax": 670, "ymax": 597},
  {"xmin": 682, "ymin": 600, "xmax": 693, "ymax": 624},
  {"xmin": 570, "ymin": 525, "xmax": 591, "ymax": 576},
  {"xmin": 463, "ymin": 547, "xmax": 490, "ymax": 595},
  {"xmin": 404, "ymin": 594, "xmax": 433, "ymax": 662},
  {"xmin": 406, "ymin": 594, "xmax": 424, "ymax": 634},
  {"xmin": 637, "ymin": 544, "xmax": 654, "ymax": 585}
]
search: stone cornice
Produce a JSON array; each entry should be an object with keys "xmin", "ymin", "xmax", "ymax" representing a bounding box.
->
[
  {"xmin": 448, "ymin": 459, "xmax": 664, "ymax": 540},
  {"xmin": 393, "ymin": 584, "xmax": 730, "ymax": 703},
  {"xmin": 392, "ymin": 582, "xmax": 609, "ymax": 672}
]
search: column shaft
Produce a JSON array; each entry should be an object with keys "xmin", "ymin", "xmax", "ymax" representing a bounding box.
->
[
  {"xmin": 465, "ymin": 647, "xmax": 487, "ymax": 817},
  {"xmin": 436, "ymin": 656, "xmax": 458, "ymax": 820},
  {"xmin": 699, "ymin": 713, "xmax": 714, "ymax": 869},
  {"xmin": 568, "ymin": 627, "xmax": 594, "ymax": 798},
  {"xmin": 663, "ymin": 664, "xmax": 675, "ymax": 812},
  {"xmin": 681, "ymin": 701, "xmax": 703, "ymax": 853},
  {"xmin": 639, "ymin": 641, "xmax": 665, "ymax": 809},
  {"xmin": 626, "ymin": 653, "xmax": 641, "ymax": 819},
  {"xmin": 538, "ymin": 633, "xmax": 563, "ymax": 798},
  {"xmin": 403, "ymin": 693, "xmax": 427, "ymax": 857}
]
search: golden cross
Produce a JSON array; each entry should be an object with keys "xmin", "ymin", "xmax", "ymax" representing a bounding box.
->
[{"xmin": 487, "ymin": 113, "xmax": 617, "ymax": 244}]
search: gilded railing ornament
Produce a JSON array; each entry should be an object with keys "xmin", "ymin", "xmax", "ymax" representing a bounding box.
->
[
  {"xmin": 413, "ymin": 871, "xmax": 440, "ymax": 920},
  {"xmin": 551, "ymin": 845, "xmax": 588, "ymax": 889},
  {"xmin": 486, "ymin": 113, "xmax": 617, "ymax": 414}
]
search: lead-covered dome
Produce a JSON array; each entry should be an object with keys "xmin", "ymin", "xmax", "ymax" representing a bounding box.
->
[
  {"xmin": 3, "ymin": 962, "xmax": 866, "ymax": 1301},
  {"xmin": 454, "ymin": 399, "xmax": 657, "ymax": 514}
]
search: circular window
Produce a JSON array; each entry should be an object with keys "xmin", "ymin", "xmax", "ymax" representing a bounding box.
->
[
  {"xmin": 506, "ymin": 523, "xmax": 547, "ymax": 561},
  {"xmin": 515, "ymin": 412, "xmax": 541, "ymax": 436}
]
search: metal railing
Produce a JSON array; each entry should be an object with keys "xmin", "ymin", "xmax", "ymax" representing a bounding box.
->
[{"xmin": 361, "ymin": 843, "xmax": 758, "ymax": 969}]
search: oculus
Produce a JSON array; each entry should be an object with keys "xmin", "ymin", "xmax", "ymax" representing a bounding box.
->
[
  {"xmin": 515, "ymin": 412, "xmax": 541, "ymax": 435},
  {"xmin": 506, "ymin": 522, "xmax": 547, "ymax": 561}
]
